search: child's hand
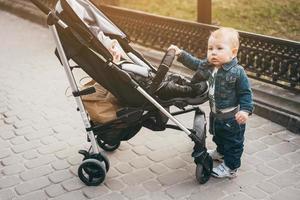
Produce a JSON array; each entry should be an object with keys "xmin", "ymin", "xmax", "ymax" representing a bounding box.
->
[
  {"xmin": 235, "ymin": 111, "xmax": 249, "ymax": 124},
  {"xmin": 109, "ymin": 40, "xmax": 121, "ymax": 62},
  {"xmin": 168, "ymin": 44, "xmax": 182, "ymax": 56}
]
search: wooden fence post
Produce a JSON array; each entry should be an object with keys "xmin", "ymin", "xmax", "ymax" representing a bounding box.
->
[{"xmin": 197, "ymin": 0, "xmax": 211, "ymax": 24}]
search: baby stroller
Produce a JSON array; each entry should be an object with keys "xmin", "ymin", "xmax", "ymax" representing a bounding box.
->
[{"xmin": 31, "ymin": 0, "xmax": 213, "ymax": 186}]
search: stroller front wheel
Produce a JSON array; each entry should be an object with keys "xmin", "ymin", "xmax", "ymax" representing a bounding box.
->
[
  {"xmin": 195, "ymin": 155, "xmax": 213, "ymax": 184},
  {"xmin": 196, "ymin": 164, "xmax": 208, "ymax": 184},
  {"xmin": 78, "ymin": 158, "xmax": 106, "ymax": 186},
  {"xmin": 97, "ymin": 139, "xmax": 120, "ymax": 152}
]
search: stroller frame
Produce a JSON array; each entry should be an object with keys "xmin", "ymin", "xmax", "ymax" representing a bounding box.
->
[{"xmin": 31, "ymin": 0, "xmax": 213, "ymax": 186}]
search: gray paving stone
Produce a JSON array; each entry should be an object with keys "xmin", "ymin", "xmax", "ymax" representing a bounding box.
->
[
  {"xmin": 13, "ymin": 120, "xmax": 32, "ymax": 129},
  {"xmin": 290, "ymin": 137, "xmax": 300, "ymax": 146},
  {"xmin": 147, "ymin": 148, "xmax": 177, "ymax": 162},
  {"xmin": 114, "ymin": 149, "xmax": 138, "ymax": 162},
  {"xmin": 121, "ymin": 169, "xmax": 154, "ymax": 185},
  {"xmin": 11, "ymin": 140, "xmax": 41, "ymax": 153},
  {"xmin": 14, "ymin": 126, "xmax": 35, "ymax": 136},
  {"xmin": 24, "ymin": 155, "xmax": 56, "ymax": 169},
  {"xmin": 221, "ymin": 192, "xmax": 253, "ymax": 200},
  {"xmin": 106, "ymin": 167, "xmax": 120, "ymax": 179},
  {"xmin": 0, "ymin": 176, "xmax": 21, "ymax": 189},
  {"xmin": 82, "ymin": 185, "xmax": 110, "ymax": 199},
  {"xmin": 142, "ymin": 180, "xmax": 162, "ymax": 192},
  {"xmin": 0, "ymin": 139, "xmax": 10, "ymax": 150},
  {"xmin": 25, "ymin": 128, "xmax": 53, "ymax": 141},
  {"xmin": 114, "ymin": 163, "xmax": 133, "ymax": 174},
  {"xmin": 52, "ymin": 124, "xmax": 76, "ymax": 134},
  {"xmin": 104, "ymin": 179, "xmax": 125, "ymax": 191},
  {"xmin": 48, "ymin": 169, "xmax": 73, "ymax": 183},
  {"xmin": 246, "ymin": 128, "xmax": 271, "ymax": 140},
  {"xmin": 2, "ymin": 164, "xmax": 25, "ymax": 175},
  {"xmin": 149, "ymin": 163, "xmax": 169, "ymax": 175},
  {"xmin": 13, "ymin": 190, "xmax": 48, "ymax": 200},
  {"xmin": 261, "ymin": 123, "xmax": 286, "ymax": 134},
  {"xmin": 22, "ymin": 149, "xmax": 39, "ymax": 160},
  {"xmin": 51, "ymin": 159, "xmax": 70, "ymax": 170},
  {"xmin": 0, "ymin": 189, "xmax": 16, "ymax": 200},
  {"xmin": 101, "ymin": 192, "xmax": 127, "ymax": 200},
  {"xmin": 15, "ymin": 177, "xmax": 51, "ymax": 195},
  {"xmin": 20, "ymin": 165, "xmax": 54, "ymax": 181},
  {"xmin": 284, "ymin": 151, "xmax": 300, "ymax": 164},
  {"xmin": 256, "ymin": 164, "xmax": 278, "ymax": 177},
  {"xmin": 242, "ymin": 186, "xmax": 268, "ymax": 199},
  {"xmin": 275, "ymin": 130, "xmax": 297, "ymax": 140},
  {"xmin": 117, "ymin": 142, "xmax": 131, "ymax": 151},
  {"xmin": 270, "ymin": 187, "xmax": 300, "ymax": 200},
  {"xmin": 61, "ymin": 177, "xmax": 85, "ymax": 192},
  {"xmin": 37, "ymin": 141, "xmax": 67, "ymax": 154},
  {"xmin": 4, "ymin": 116, "xmax": 20, "ymax": 124},
  {"xmin": 55, "ymin": 146, "xmax": 78, "ymax": 159},
  {"xmin": 10, "ymin": 136, "xmax": 27, "ymax": 145},
  {"xmin": 52, "ymin": 190, "xmax": 86, "ymax": 200},
  {"xmin": 145, "ymin": 139, "xmax": 168, "ymax": 151},
  {"xmin": 165, "ymin": 180, "xmax": 198, "ymax": 199},
  {"xmin": 121, "ymin": 185, "xmax": 146, "ymax": 200},
  {"xmin": 256, "ymin": 181, "xmax": 280, "ymax": 195},
  {"xmin": 147, "ymin": 191, "xmax": 172, "ymax": 200},
  {"xmin": 270, "ymin": 142, "xmax": 299, "ymax": 155},
  {"xmin": 157, "ymin": 169, "xmax": 190, "ymax": 186},
  {"xmin": 67, "ymin": 154, "xmax": 83, "ymax": 166},
  {"xmin": 0, "ymin": 148, "xmax": 11, "ymax": 159},
  {"xmin": 270, "ymin": 171, "xmax": 300, "ymax": 188},
  {"xmin": 260, "ymin": 135, "xmax": 283, "ymax": 146},
  {"xmin": 1, "ymin": 155, "xmax": 22, "ymax": 166},
  {"xmin": 244, "ymin": 141, "xmax": 268, "ymax": 155},
  {"xmin": 234, "ymin": 171, "xmax": 266, "ymax": 187},
  {"xmin": 129, "ymin": 156, "xmax": 152, "ymax": 169},
  {"xmin": 190, "ymin": 187, "xmax": 226, "ymax": 200},
  {"xmin": 44, "ymin": 184, "xmax": 66, "ymax": 198},
  {"xmin": 255, "ymin": 150, "xmax": 280, "ymax": 161},
  {"xmin": 0, "ymin": 129, "xmax": 14, "ymax": 140},
  {"xmin": 132, "ymin": 145, "xmax": 151, "ymax": 155},
  {"xmin": 266, "ymin": 158, "xmax": 293, "ymax": 171},
  {"xmin": 162, "ymin": 158, "xmax": 187, "ymax": 169}
]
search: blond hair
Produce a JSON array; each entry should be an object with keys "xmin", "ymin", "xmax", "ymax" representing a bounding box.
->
[{"xmin": 210, "ymin": 27, "xmax": 240, "ymax": 49}]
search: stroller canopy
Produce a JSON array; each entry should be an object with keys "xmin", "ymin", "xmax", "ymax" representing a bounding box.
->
[{"xmin": 56, "ymin": 0, "xmax": 127, "ymax": 39}]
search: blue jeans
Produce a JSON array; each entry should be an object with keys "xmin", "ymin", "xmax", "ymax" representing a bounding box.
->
[{"xmin": 209, "ymin": 113, "xmax": 245, "ymax": 170}]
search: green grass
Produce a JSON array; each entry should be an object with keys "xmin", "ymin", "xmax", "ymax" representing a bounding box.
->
[{"xmin": 119, "ymin": 0, "xmax": 300, "ymax": 41}]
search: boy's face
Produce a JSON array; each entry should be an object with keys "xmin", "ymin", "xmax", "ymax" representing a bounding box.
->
[{"xmin": 207, "ymin": 35, "xmax": 237, "ymax": 67}]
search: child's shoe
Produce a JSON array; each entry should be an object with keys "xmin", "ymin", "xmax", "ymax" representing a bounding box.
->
[
  {"xmin": 211, "ymin": 162, "xmax": 237, "ymax": 178},
  {"xmin": 207, "ymin": 149, "xmax": 224, "ymax": 162}
]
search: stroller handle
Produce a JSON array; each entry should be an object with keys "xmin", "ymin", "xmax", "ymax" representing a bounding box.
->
[{"xmin": 30, "ymin": 0, "xmax": 51, "ymax": 15}]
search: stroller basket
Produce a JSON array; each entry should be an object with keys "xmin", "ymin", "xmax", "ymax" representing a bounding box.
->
[{"xmin": 30, "ymin": 0, "xmax": 213, "ymax": 186}]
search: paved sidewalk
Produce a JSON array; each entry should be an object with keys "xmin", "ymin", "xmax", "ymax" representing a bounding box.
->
[{"xmin": 0, "ymin": 10, "xmax": 300, "ymax": 200}]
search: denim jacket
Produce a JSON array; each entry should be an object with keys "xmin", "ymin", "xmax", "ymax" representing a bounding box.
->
[{"xmin": 178, "ymin": 50, "xmax": 254, "ymax": 114}]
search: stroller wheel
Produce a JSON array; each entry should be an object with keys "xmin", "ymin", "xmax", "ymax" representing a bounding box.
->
[
  {"xmin": 195, "ymin": 156, "xmax": 213, "ymax": 184},
  {"xmin": 99, "ymin": 153, "xmax": 110, "ymax": 172},
  {"xmin": 78, "ymin": 158, "xmax": 106, "ymax": 186},
  {"xmin": 97, "ymin": 140, "xmax": 120, "ymax": 152},
  {"xmin": 196, "ymin": 164, "xmax": 208, "ymax": 184}
]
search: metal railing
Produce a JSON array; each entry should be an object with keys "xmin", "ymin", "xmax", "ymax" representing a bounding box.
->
[{"xmin": 30, "ymin": 0, "xmax": 300, "ymax": 92}]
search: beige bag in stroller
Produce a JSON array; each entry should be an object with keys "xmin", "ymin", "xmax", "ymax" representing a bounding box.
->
[{"xmin": 81, "ymin": 80, "xmax": 120, "ymax": 124}]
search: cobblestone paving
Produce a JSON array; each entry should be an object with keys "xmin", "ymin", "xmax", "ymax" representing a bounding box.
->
[{"xmin": 0, "ymin": 11, "xmax": 300, "ymax": 200}]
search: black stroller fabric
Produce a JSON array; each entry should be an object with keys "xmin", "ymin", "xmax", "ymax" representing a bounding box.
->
[{"xmin": 55, "ymin": 0, "xmax": 208, "ymax": 108}]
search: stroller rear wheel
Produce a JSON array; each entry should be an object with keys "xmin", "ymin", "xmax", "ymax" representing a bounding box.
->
[
  {"xmin": 78, "ymin": 158, "xmax": 106, "ymax": 186},
  {"xmin": 97, "ymin": 139, "xmax": 120, "ymax": 152}
]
